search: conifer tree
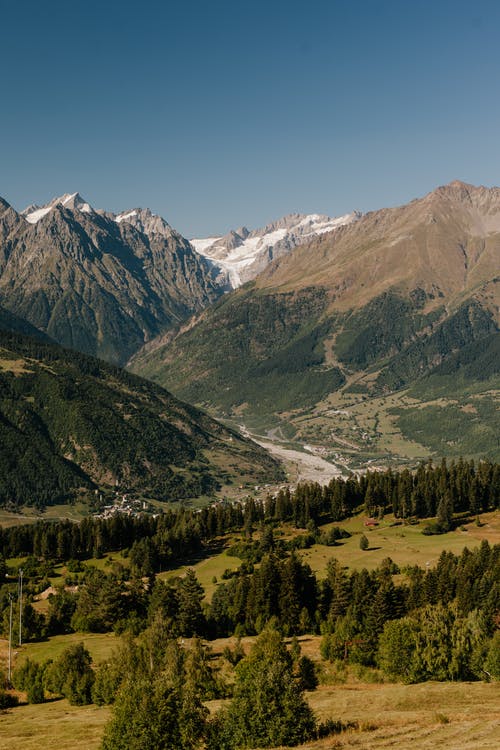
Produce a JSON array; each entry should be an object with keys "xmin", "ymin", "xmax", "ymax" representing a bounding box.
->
[{"xmin": 212, "ymin": 627, "xmax": 315, "ymax": 749}]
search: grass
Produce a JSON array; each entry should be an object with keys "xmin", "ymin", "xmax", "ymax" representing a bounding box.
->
[
  {"xmin": 2, "ymin": 681, "xmax": 498, "ymax": 750},
  {"xmin": 297, "ymin": 510, "xmax": 500, "ymax": 576},
  {"xmin": 14, "ymin": 632, "xmax": 118, "ymax": 668},
  {"xmin": 0, "ymin": 503, "xmax": 91, "ymax": 528},
  {"xmin": 157, "ymin": 545, "xmax": 242, "ymax": 601},
  {"xmin": 0, "ymin": 700, "xmax": 111, "ymax": 750},
  {"xmin": 82, "ymin": 551, "xmax": 131, "ymax": 572},
  {"xmin": 1, "ymin": 633, "xmax": 499, "ymax": 750},
  {"xmin": 303, "ymin": 680, "xmax": 500, "ymax": 750},
  {"xmin": 1, "ymin": 664, "xmax": 498, "ymax": 750},
  {"xmin": 153, "ymin": 509, "xmax": 500, "ymax": 595}
]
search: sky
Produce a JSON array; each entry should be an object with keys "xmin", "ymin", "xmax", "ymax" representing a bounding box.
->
[{"xmin": 1, "ymin": 0, "xmax": 500, "ymax": 237}]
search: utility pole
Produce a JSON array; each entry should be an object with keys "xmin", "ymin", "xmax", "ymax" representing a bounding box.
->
[
  {"xmin": 8, "ymin": 593, "xmax": 14, "ymax": 686},
  {"xmin": 18, "ymin": 568, "xmax": 23, "ymax": 646}
]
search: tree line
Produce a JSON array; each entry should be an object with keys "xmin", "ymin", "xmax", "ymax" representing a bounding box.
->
[{"xmin": 1, "ymin": 458, "xmax": 499, "ymax": 566}]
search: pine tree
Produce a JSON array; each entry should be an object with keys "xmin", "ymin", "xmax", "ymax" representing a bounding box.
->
[
  {"xmin": 214, "ymin": 628, "xmax": 316, "ymax": 749},
  {"xmin": 437, "ymin": 492, "xmax": 453, "ymax": 532},
  {"xmin": 177, "ymin": 569, "xmax": 205, "ymax": 637},
  {"xmin": 359, "ymin": 534, "xmax": 369, "ymax": 551}
]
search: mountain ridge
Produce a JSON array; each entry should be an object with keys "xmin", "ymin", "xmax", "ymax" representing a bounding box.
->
[{"xmin": 190, "ymin": 210, "xmax": 360, "ymax": 288}]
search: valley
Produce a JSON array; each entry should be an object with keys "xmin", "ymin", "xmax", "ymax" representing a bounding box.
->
[
  {"xmin": 3, "ymin": 5, "xmax": 500, "ymax": 750},
  {"xmin": 0, "ymin": 181, "xmax": 499, "ymax": 750}
]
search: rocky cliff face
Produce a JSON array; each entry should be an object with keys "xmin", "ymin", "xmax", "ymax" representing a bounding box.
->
[{"xmin": 0, "ymin": 194, "xmax": 223, "ymax": 365}]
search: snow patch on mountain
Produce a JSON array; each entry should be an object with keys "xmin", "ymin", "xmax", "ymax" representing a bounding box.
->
[
  {"xmin": 115, "ymin": 210, "xmax": 139, "ymax": 223},
  {"xmin": 23, "ymin": 193, "xmax": 94, "ymax": 223}
]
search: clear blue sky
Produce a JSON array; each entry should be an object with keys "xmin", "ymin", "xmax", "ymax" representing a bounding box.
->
[{"xmin": 2, "ymin": 0, "xmax": 500, "ymax": 236}]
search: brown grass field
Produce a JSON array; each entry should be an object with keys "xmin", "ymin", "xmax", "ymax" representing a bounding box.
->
[
  {"xmin": 0, "ymin": 700, "xmax": 111, "ymax": 750},
  {"xmin": 1, "ymin": 632, "xmax": 499, "ymax": 750},
  {"xmin": 1, "ymin": 678, "xmax": 498, "ymax": 750}
]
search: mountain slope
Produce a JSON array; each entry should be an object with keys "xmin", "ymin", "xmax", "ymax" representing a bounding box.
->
[
  {"xmin": 131, "ymin": 181, "xmax": 500, "ymax": 461},
  {"xmin": 191, "ymin": 211, "xmax": 360, "ymax": 288},
  {"xmin": 0, "ymin": 326, "xmax": 282, "ymax": 508},
  {"xmin": 0, "ymin": 194, "xmax": 223, "ymax": 365},
  {"xmin": 253, "ymin": 180, "xmax": 500, "ymax": 307}
]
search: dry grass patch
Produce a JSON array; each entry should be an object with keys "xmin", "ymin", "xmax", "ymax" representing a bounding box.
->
[
  {"xmin": 0, "ymin": 700, "xmax": 110, "ymax": 750},
  {"xmin": 302, "ymin": 681, "xmax": 500, "ymax": 750}
]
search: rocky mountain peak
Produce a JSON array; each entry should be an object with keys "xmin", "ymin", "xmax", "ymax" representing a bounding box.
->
[
  {"xmin": 22, "ymin": 191, "xmax": 94, "ymax": 223},
  {"xmin": 114, "ymin": 207, "xmax": 174, "ymax": 239},
  {"xmin": 0, "ymin": 192, "xmax": 225, "ymax": 365}
]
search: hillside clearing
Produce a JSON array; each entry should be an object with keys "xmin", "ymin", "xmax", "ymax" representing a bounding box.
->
[{"xmin": 0, "ymin": 679, "xmax": 498, "ymax": 750}]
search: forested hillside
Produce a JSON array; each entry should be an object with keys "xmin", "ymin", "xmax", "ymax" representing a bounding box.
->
[
  {"xmin": 0, "ymin": 461, "xmax": 498, "ymax": 748},
  {"xmin": 0, "ymin": 329, "xmax": 282, "ymax": 508}
]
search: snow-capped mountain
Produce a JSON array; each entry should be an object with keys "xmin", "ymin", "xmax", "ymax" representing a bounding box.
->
[
  {"xmin": 22, "ymin": 192, "xmax": 95, "ymax": 223},
  {"xmin": 115, "ymin": 207, "xmax": 175, "ymax": 239},
  {"xmin": 21, "ymin": 195, "xmax": 360, "ymax": 289},
  {"xmin": 3, "ymin": 192, "xmax": 223, "ymax": 365},
  {"xmin": 190, "ymin": 211, "xmax": 361, "ymax": 288},
  {"xmin": 22, "ymin": 195, "xmax": 179, "ymax": 242}
]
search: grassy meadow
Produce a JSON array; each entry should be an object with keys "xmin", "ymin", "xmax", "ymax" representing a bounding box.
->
[
  {"xmin": 297, "ymin": 509, "xmax": 500, "ymax": 577},
  {"xmin": 1, "ymin": 669, "xmax": 498, "ymax": 750},
  {"xmin": 15, "ymin": 632, "xmax": 118, "ymax": 667},
  {"xmin": 151, "ymin": 509, "xmax": 499, "ymax": 596}
]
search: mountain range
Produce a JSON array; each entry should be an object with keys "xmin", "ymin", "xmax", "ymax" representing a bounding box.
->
[
  {"xmin": 0, "ymin": 193, "xmax": 356, "ymax": 366},
  {"xmin": 0, "ymin": 193, "xmax": 222, "ymax": 365},
  {"xmin": 190, "ymin": 211, "xmax": 360, "ymax": 288},
  {"xmin": 131, "ymin": 181, "xmax": 500, "ymax": 463},
  {"xmin": 1, "ymin": 181, "xmax": 499, "ymax": 475}
]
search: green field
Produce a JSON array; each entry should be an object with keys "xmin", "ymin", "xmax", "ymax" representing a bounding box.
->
[
  {"xmin": 297, "ymin": 510, "xmax": 500, "ymax": 576},
  {"xmin": 157, "ymin": 546, "xmax": 242, "ymax": 601},
  {"xmin": 0, "ymin": 503, "xmax": 95, "ymax": 529},
  {"xmin": 14, "ymin": 632, "xmax": 118, "ymax": 668},
  {"xmin": 154, "ymin": 511, "xmax": 499, "ymax": 595}
]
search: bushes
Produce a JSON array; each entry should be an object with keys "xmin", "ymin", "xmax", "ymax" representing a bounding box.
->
[
  {"xmin": 376, "ymin": 605, "xmax": 488, "ymax": 683},
  {"xmin": 0, "ymin": 690, "xmax": 18, "ymax": 709},
  {"xmin": 13, "ymin": 659, "xmax": 46, "ymax": 703}
]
